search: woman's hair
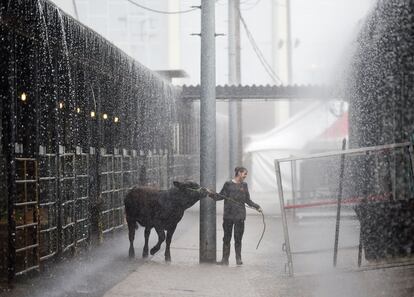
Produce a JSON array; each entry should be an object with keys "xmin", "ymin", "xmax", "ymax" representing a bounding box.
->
[{"xmin": 234, "ymin": 166, "xmax": 247, "ymax": 177}]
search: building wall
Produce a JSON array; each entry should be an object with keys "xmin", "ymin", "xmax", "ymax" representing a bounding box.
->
[{"xmin": 50, "ymin": 0, "xmax": 173, "ymax": 71}]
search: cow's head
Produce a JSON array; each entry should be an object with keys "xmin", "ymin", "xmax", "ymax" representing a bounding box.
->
[{"xmin": 173, "ymin": 181, "xmax": 207, "ymax": 208}]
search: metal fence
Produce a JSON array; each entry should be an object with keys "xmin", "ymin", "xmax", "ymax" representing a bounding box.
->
[
  {"xmin": 0, "ymin": 0, "xmax": 200, "ymax": 283},
  {"xmin": 2, "ymin": 146, "xmax": 200, "ymax": 282},
  {"xmin": 38, "ymin": 150, "xmax": 58, "ymax": 262},
  {"xmin": 275, "ymin": 142, "xmax": 414, "ymax": 276},
  {"xmin": 101, "ymin": 150, "xmax": 124, "ymax": 235},
  {"xmin": 14, "ymin": 158, "xmax": 40, "ymax": 276}
]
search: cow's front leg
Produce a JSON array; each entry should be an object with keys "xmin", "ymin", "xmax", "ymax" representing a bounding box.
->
[
  {"xmin": 127, "ymin": 220, "xmax": 136, "ymax": 258},
  {"xmin": 165, "ymin": 225, "xmax": 177, "ymax": 262},
  {"xmin": 143, "ymin": 227, "xmax": 151, "ymax": 258},
  {"xmin": 150, "ymin": 227, "xmax": 165, "ymax": 255}
]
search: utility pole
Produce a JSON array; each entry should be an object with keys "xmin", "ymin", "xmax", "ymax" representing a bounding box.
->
[
  {"xmin": 271, "ymin": 0, "xmax": 291, "ymax": 125},
  {"xmin": 200, "ymin": 0, "xmax": 216, "ymax": 263},
  {"xmin": 286, "ymin": 0, "xmax": 293, "ymax": 85},
  {"xmin": 228, "ymin": 0, "xmax": 242, "ymax": 177},
  {"xmin": 271, "ymin": 0, "xmax": 292, "ymax": 84}
]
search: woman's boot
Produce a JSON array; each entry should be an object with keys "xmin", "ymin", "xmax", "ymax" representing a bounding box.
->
[
  {"xmin": 235, "ymin": 242, "xmax": 243, "ymax": 265},
  {"xmin": 218, "ymin": 243, "xmax": 230, "ymax": 265}
]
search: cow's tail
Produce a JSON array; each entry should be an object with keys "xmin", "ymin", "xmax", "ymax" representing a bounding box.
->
[
  {"xmin": 125, "ymin": 215, "xmax": 139, "ymax": 230},
  {"xmin": 124, "ymin": 188, "xmax": 139, "ymax": 230},
  {"xmin": 127, "ymin": 219, "xmax": 138, "ymax": 230}
]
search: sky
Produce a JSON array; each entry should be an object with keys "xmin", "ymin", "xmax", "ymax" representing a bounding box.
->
[{"xmin": 50, "ymin": 0, "xmax": 376, "ymax": 86}]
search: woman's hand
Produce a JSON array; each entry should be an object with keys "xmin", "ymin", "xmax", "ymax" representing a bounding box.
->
[{"xmin": 206, "ymin": 189, "xmax": 220, "ymax": 200}]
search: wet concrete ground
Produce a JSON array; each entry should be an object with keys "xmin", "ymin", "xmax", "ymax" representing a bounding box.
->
[
  {"xmin": 1, "ymin": 229, "xmax": 141, "ymax": 297},
  {"xmin": 2, "ymin": 210, "xmax": 414, "ymax": 297}
]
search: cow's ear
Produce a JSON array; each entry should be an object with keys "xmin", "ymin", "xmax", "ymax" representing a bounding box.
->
[{"xmin": 173, "ymin": 181, "xmax": 180, "ymax": 188}]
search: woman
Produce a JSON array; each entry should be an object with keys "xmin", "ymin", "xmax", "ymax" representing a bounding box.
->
[{"xmin": 210, "ymin": 166, "xmax": 262, "ymax": 265}]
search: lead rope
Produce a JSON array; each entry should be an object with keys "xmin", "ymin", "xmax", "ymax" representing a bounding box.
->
[{"xmin": 187, "ymin": 186, "xmax": 266, "ymax": 250}]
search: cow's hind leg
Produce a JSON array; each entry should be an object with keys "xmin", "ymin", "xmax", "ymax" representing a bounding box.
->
[
  {"xmin": 165, "ymin": 225, "xmax": 177, "ymax": 262},
  {"xmin": 128, "ymin": 220, "xmax": 137, "ymax": 258},
  {"xmin": 143, "ymin": 227, "xmax": 151, "ymax": 258},
  {"xmin": 150, "ymin": 227, "xmax": 165, "ymax": 255}
]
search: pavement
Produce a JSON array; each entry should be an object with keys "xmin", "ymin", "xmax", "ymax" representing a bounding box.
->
[
  {"xmin": 102, "ymin": 210, "xmax": 414, "ymax": 297},
  {"xmin": 3, "ymin": 208, "xmax": 414, "ymax": 297},
  {"xmin": 103, "ymin": 211, "xmax": 284, "ymax": 297}
]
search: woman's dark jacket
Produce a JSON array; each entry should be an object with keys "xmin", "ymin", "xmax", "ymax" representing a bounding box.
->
[{"xmin": 214, "ymin": 181, "xmax": 260, "ymax": 221}]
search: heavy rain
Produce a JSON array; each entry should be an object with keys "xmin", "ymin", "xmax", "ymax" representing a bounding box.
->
[{"xmin": 0, "ymin": 0, "xmax": 413, "ymax": 297}]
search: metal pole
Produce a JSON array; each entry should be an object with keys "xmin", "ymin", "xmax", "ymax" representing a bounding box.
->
[
  {"xmin": 200, "ymin": 0, "xmax": 216, "ymax": 263},
  {"xmin": 228, "ymin": 0, "xmax": 242, "ymax": 177},
  {"xmin": 333, "ymin": 138, "xmax": 346, "ymax": 266},
  {"xmin": 6, "ymin": 31, "xmax": 17, "ymax": 285},
  {"xmin": 357, "ymin": 229, "xmax": 363, "ymax": 267},
  {"xmin": 286, "ymin": 0, "xmax": 292, "ymax": 85},
  {"xmin": 275, "ymin": 160, "xmax": 293, "ymax": 276},
  {"xmin": 408, "ymin": 144, "xmax": 414, "ymax": 196},
  {"xmin": 228, "ymin": 0, "xmax": 241, "ymax": 85},
  {"xmin": 358, "ymin": 149, "xmax": 370, "ymax": 267},
  {"xmin": 290, "ymin": 159, "xmax": 297, "ymax": 219}
]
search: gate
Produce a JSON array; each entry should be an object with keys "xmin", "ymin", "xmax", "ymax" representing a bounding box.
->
[
  {"xmin": 122, "ymin": 149, "xmax": 139, "ymax": 194},
  {"xmin": 14, "ymin": 158, "xmax": 40, "ymax": 276},
  {"xmin": 74, "ymin": 147, "xmax": 89, "ymax": 247},
  {"xmin": 275, "ymin": 141, "xmax": 414, "ymax": 276},
  {"xmin": 59, "ymin": 146, "xmax": 90, "ymax": 255},
  {"xmin": 146, "ymin": 150, "xmax": 169, "ymax": 189},
  {"xmin": 38, "ymin": 149, "xmax": 58, "ymax": 262},
  {"xmin": 101, "ymin": 150, "xmax": 124, "ymax": 235}
]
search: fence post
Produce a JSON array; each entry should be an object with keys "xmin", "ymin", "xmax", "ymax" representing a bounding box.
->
[
  {"xmin": 275, "ymin": 160, "xmax": 294, "ymax": 276},
  {"xmin": 408, "ymin": 142, "xmax": 414, "ymax": 195},
  {"xmin": 290, "ymin": 159, "xmax": 297, "ymax": 219},
  {"xmin": 333, "ymin": 138, "xmax": 347, "ymax": 267},
  {"xmin": 5, "ymin": 31, "xmax": 17, "ymax": 285}
]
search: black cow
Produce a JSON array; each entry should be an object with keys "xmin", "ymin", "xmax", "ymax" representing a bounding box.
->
[{"xmin": 124, "ymin": 181, "xmax": 208, "ymax": 261}]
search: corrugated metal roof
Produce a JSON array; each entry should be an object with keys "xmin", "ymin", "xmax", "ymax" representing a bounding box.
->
[{"xmin": 180, "ymin": 84, "xmax": 335, "ymax": 100}]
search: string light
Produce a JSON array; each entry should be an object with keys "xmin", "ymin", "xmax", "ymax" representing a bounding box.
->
[
  {"xmin": 114, "ymin": 116, "xmax": 119, "ymax": 123},
  {"xmin": 90, "ymin": 111, "xmax": 96, "ymax": 118},
  {"xmin": 59, "ymin": 102, "xmax": 64, "ymax": 109},
  {"xmin": 76, "ymin": 107, "xmax": 81, "ymax": 113},
  {"xmin": 103, "ymin": 113, "xmax": 108, "ymax": 120},
  {"xmin": 20, "ymin": 92, "xmax": 27, "ymax": 101}
]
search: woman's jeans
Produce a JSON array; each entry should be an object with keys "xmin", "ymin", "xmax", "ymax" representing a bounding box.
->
[{"xmin": 222, "ymin": 219, "xmax": 245, "ymax": 261}]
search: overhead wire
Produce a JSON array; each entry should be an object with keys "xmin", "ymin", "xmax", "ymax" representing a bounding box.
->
[
  {"xmin": 124, "ymin": 0, "xmax": 282, "ymax": 85},
  {"xmin": 125, "ymin": 0, "xmax": 198, "ymax": 14},
  {"xmin": 237, "ymin": 8, "xmax": 283, "ymax": 85},
  {"xmin": 216, "ymin": 0, "xmax": 262, "ymax": 9},
  {"xmin": 241, "ymin": 0, "xmax": 262, "ymax": 11},
  {"xmin": 72, "ymin": 0, "xmax": 79, "ymax": 20}
]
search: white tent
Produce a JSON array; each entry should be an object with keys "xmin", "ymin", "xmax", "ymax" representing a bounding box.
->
[{"xmin": 244, "ymin": 101, "xmax": 344, "ymax": 206}]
